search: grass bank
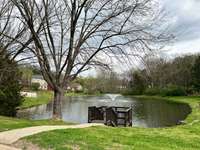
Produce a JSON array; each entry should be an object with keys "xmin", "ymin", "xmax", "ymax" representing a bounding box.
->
[
  {"xmin": 21, "ymin": 91, "xmax": 102, "ymax": 109},
  {"xmin": 20, "ymin": 91, "xmax": 53, "ymax": 109},
  {"xmin": 0, "ymin": 116, "xmax": 72, "ymax": 132},
  {"xmin": 24, "ymin": 96, "xmax": 200, "ymax": 150},
  {"xmin": 65, "ymin": 92, "xmax": 102, "ymax": 97}
]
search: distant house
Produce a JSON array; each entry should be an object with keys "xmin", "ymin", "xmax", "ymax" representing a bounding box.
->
[
  {"xmin": 31, "ymin": 75, "xmax": 48, "ymax": 90},
  {"xmin": 67, "ymin": 83, "xmax": 83, "ymax": 92}
]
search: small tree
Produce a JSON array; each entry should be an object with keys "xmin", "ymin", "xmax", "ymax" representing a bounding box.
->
[
  {"xmin": 20, "ymin": 66, "xmax": 33, "ymax": 88},
  {"xmin": 0, "ymin": 49, "xmax": 22, "ymax": 116},
  {"xmin": 130, "ymin": 71, "xmax": 147, "ymax": 95},
  {"xmin": 192, "ymin": 56, "xmax": 200, "ymax": 92},
  {"xmin": 31, "ymin": 83, "xmax": 40, "ymax": 91}
]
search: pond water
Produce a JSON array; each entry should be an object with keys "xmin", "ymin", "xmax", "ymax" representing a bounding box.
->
[{"xmin": 17, "ymin": 95, "xmax": 191, "ymax": 128}]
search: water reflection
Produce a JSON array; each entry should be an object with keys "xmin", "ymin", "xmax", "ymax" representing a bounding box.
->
[{"xmin": 17, "ymin": 95, "xmax": 191, "ymax": 128}]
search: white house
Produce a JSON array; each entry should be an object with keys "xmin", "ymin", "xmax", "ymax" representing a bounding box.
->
[
  {"xmin": 31, "ymin": 75, "xmax": 48, "ymax": 90},
  {"xmin": 20, "ymin": 91, "xmax": 37, "ymax": 97},
  {"xmin": 67, "ymin": 83, "xmax": 83, "ymax": 92}
]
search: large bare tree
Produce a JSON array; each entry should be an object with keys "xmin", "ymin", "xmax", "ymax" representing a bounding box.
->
[{"xmin": 9, "ymin": 0, "xmax": 169, "ymax": 119}]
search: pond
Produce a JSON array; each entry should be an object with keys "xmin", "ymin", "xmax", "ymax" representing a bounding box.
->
[{"xmin": 17, "ymin": 95, "xmax": 191, "ymax": 128}]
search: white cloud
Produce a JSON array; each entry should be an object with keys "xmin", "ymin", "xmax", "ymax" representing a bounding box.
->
[{"xmin": 164, "ymin": 38, "xmax": 200, "ymax": 55}]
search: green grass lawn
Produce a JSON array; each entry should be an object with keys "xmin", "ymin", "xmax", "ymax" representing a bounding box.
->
[
  {"xmin": 20, "ymin": 91, "xmax": 53, "ymax": 109},
  {"xmin": 0, "ymin": 116, "xmax": 72, "ymax": 132},
  {"xmin": 24, "ymin": 96, "xmax": 200, "ymax": 150}
]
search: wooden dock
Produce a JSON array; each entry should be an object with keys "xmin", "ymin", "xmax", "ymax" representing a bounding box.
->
[{"xmin": 88, "ymin": 106, "xmax": 132, "ymax": 127}]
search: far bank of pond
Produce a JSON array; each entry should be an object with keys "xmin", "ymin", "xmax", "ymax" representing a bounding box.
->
[
  {"xmin": 21, "ymin": 91, "xmax": 100, "ymax": 109},
  {"xmin": 18, "ymin": 94, "xmax": 191, "ymax": 128}
]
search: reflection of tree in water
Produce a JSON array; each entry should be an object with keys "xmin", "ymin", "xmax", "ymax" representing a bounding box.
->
[
  {"xmin": 61, "ymin": 97, "xmax": 89, "ymax": 123},
  {"xmin": 17, "ymin": 104, "xmax": 53, "ymax": 120},
  {"xmin": 46, "ymin": 102, "xmax": 53, "ymax": 112}
]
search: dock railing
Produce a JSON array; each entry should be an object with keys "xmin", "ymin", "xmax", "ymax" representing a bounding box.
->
[{"xmin": 88, "ymin": 106, "xmax": 132, "ymax": 127}]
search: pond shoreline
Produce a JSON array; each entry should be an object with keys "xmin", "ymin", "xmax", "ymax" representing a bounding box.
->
[
  {"xmin": 18, "ymin": 94, "xmax": 197, "ymax": 128},
  {"xmin": 17, "ymin": 94, "xmax": 192, "ymax": 128}
]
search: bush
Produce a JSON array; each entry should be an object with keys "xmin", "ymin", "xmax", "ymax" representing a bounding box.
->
[
  {"xmin": 185, "ymin": 87, "xmax": 195, "ymax": 95},
  {"xmin": 161, "ymin": 86, "xmax": 187, "ymax": 96},
  {"xmin": 0, "ymin": 87, "xmax": 22, "ymax": 116},
  {"xmin": 143, "ymin": 86, "xmax": 187, "ymax": 96},
  {"xmin": 132, "ymin": 89, "xmax": 144, "ymax": 95},
  {"xmin": 31, "ymin": 83, "xmax": 40, "ymax": 91},
  {"xmin": 144, "ymin": 88, "xmax": 161, "ymax": 96},
  {"xmin": 122, "ymin": 88, "xmax": 143, "ymax": 95},
  {"xmin": 0, "ymin": 51, "xmax": 23, "ymax": 116},
  {"xmin": 122, "ymin": 89, "xmax": 133, "ymax": 95},
  {"xmin": 83, "ymin": 88, "xmax": 101, "ymax": 95}
]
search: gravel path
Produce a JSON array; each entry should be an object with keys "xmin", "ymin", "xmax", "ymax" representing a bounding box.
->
[
  {"xmin": 0, "ymin": 144, "xmax": 21, "ymax": 150},
  {"xmin": 0, "ymin": 123, "xmax": 104, "ymax": 149}
]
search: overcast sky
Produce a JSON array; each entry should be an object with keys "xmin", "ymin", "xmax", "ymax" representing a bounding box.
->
[
  {"xmin": 82, "ymin": 0, "xmax": 200, "ymax": 76},
  {"xmin": 162, "ymin": 0, "xmax": 200, "ymax": 55}
]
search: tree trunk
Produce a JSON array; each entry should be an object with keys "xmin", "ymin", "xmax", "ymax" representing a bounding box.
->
[{"xmin": 53, "ymin": 89, "xmax": 64, "ymax": 120}]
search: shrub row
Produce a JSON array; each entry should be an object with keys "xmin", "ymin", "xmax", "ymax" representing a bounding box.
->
[
  {"xmin": 123, "ymin": 85, "xmax": 187, "ymax": 96},
  {"xmin": 144, "ymin": 86, "xmax": 187, "ymax": 96}
]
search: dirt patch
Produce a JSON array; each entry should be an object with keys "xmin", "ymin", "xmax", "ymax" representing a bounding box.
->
[
  {"xmin": 106, "ymin": 143, "xmax": 124, "ymax": 150},
  {"xmin": 63, "ymin": 144, "xmax": 80, "ymax": 150},
  {"xmin": 13, "ymin": 140, "xmax": 47, "ymax": 150}
]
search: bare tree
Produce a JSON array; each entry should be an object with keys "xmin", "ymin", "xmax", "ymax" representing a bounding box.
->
[
  {"xmin": 0, "ymin": 0, "xmax": 34, "ymax": 62},
  {"xmin": 9, "ymin": 0, "xmax": 169, "ymax": 119}
]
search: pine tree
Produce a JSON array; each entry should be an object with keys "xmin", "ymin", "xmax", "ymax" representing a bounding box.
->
[{"xmin": 0, "ymin": 49, "xmax": 22, "ymax": 116}]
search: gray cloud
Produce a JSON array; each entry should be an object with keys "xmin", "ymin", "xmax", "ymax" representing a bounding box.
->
[{"xmin": 162, "ymin": 0, "xmax": 200, "ymax": 43}]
